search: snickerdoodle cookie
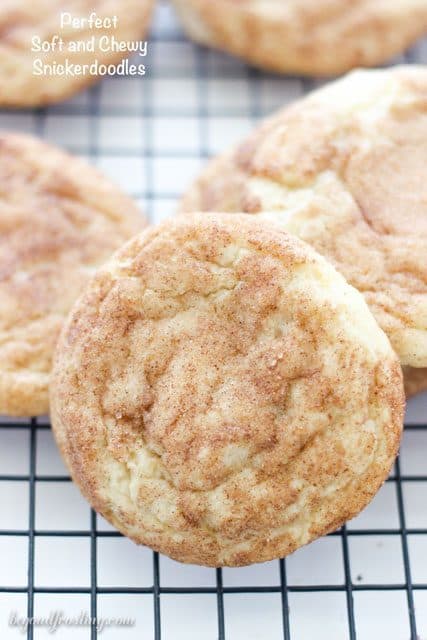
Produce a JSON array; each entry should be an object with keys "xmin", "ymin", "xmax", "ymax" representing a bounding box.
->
[
  {"xmin": 51, "ymin": 213, "xmax": 403, "ymax": 567},
  {"xmin": 404, "ymin": 368, "xmax": 427, "ymax": 398},
  {"xmin": 0, "ymin": 132, "xmax": 145, "ymax": 416},
  {"xmin": 181, "ymin": 66, "xmax": 427, "ymax": 369},
  {"xmin": 171, "ymin": 0, "xmax": 427, "ymax": 76},
  {"xmin": 0, "ymin": 0, "xmax": 154, "ymax": 107}
]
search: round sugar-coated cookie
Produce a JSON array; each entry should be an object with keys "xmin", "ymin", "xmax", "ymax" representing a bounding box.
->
[
  {"xmin": 172, "ymin": 0, "xmax": 427, "ymax": 76},
  {"xmin": 0, "ymin": 132, "xmax": 145, "ymax": 416},
  {"xmin": 404, "ymin": 367, "xmax": 427, "ymax": 398},
  {"xmin": 0, "ymin": 0, "xmax": 154, "ymax": 107},
  {"xmin": 181, "ymin": 66, "xmax": 427, "ymax": 369},
  {"xmin": 51, "ymin": 213, "xmax": 404, "ymax": 567}
]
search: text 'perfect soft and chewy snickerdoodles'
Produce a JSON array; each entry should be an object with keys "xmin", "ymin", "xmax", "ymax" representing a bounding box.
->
[
  {"xmin": 171, "ymin": 0, "xmax": 427, "ymax": 76},
  {"xmin": 0, "ymin": 133, "xmax": 145, "ymax": 417},
  {"xmin": 51, "ymin": 214, "xmax": 404, "ymax": 567},
  {"xmin": 181, "ymin": 66, "xmax": 427, "ymax": 370},
  {"xmin": 0, "ymin": 0, "xmax": 154, "ymax": 107}
]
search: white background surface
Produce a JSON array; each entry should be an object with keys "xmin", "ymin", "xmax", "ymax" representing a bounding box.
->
[{"xmin": 0, "ymin": 2, "xmax": 426, "ymax": 639}]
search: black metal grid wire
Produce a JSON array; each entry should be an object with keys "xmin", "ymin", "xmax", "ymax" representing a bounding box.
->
[
  {"xmin": 1, "ymin": 421, "xmax": 427, "ymax": 640},
  {"xmin": 0, "ymin": 5, "xmax": 426, "ymax": 639}
]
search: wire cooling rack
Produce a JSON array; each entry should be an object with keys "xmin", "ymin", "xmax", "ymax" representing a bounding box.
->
[{"xmin": 0, "ymin": 2, "xmax": 427, "ymax": 639}]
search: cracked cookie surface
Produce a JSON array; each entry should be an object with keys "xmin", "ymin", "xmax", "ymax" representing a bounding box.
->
[
  {"xmin": 0, "ymin": 0, "xmax": 154, "ymax": 107},
  {"xmin": 0, "ymin": 132, "xmax": 145, "ymax": 416},
  {"xmin": 171, "ymin": 0, "xmax": 427, "ymax": 76},
  {"xmin": 51, "ymin": 213, "xmax": 403, "ymax": 566},
  {"xmin": 181, "ymin": 66, "xmax": 427, "ymax": 369}
]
